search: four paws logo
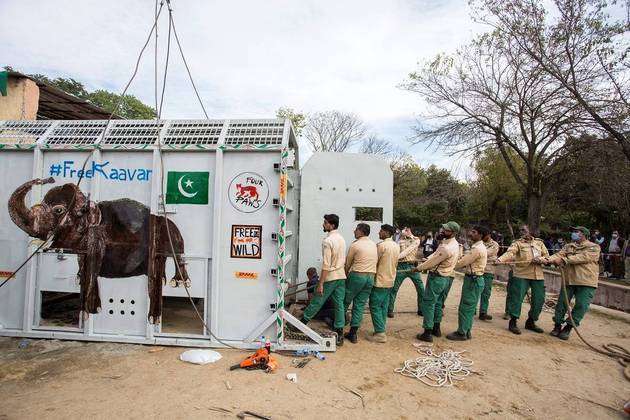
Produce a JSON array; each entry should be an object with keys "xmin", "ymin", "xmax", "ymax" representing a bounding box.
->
[{"xmin": 228, "ymin": 172, "xmax": 269, "ymax": 213}]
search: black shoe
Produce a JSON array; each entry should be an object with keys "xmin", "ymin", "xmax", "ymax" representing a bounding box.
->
[
  {"xmin": 525, "ymin": 318, "xmax": 544, "ymax": 334},
  {"xmin": 417, "ymin": 310, "xmax": 423, "ymax": 317},
  {"xmin": 446, "ymin": 331, "xmax": 469, "ymax": 341},
  {"xmin": 558, "ymin": 324, "xmax": 573, "ymax": 340},
  {"xmin": 432, "ymin": 323, "xmax": 442, "ymax": 337},
  {"xmin": 479, "ymin": 313, "xmax": 493, "ymax": 321},
  {"xmin": 416, "ymin": 329, "xmax": 433, "ymax": 342},
  {"xmin": 387, "ymin": 312, "xmax": 394, "ymax": 319},
  {"xmin": 509, "ymin": 317, "xmax": 522, "ymax": 335},
  {"xmin": 550, "ymin": 323, "xmax": 562, "ymax": 337},
  {"xmin": 335, "ymin": 328, "xmax": 344, "ymax": 346},
  {"xmin": 344, "ymin": 327, "xmax": 358, "ymax": 344}
]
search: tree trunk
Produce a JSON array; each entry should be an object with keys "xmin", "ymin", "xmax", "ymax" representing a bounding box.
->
[{"xmin": 526, "ymin": 192, "xmax": 543, "ymax": 236}]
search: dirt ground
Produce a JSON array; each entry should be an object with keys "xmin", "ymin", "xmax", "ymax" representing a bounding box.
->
[{"xmin": 1, "ymin": 276, "xmax": 629, "ymax": 419}]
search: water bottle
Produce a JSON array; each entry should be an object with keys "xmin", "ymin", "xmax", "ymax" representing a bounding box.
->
[{"xmin": 264, "ymin": 338, "xmax": 271, "ymax": 353}]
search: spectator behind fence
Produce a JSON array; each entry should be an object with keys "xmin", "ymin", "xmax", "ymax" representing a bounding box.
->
[{"xmin": 605, "ymin": 231, "xmax": 624, "ymax": 279}]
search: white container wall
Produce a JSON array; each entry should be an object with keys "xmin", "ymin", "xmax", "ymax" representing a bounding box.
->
[{"xmin": 0, "ymin": 119, "xmax": 302, "ymax": 349}]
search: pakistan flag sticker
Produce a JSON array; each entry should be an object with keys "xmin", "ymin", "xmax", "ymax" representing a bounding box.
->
[{"xmin": 166, "ymin": 171, "xmax": 209, "ymax": 204}]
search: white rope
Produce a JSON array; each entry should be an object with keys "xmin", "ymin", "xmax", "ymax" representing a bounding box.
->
[{"xmin": 394, "ymin": 344, "xmax": 475, "ymax": 387}]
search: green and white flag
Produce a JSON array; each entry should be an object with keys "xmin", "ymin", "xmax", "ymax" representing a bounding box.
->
[{"xmin": 166, "ymin": 171, "xmax": 209, "ymax": 204}]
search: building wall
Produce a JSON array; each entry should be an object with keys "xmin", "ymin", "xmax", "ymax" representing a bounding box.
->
[{"xmin": 0, "ymin": 77, "xmax": 39, "ymax": 120}]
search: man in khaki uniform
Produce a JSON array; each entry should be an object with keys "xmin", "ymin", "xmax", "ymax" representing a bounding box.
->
[
  {"xmin": 367, "ymin": 224, "xmax": 400, "ymax": 343},
  {"xmin": 388, "ymin": 227, "xmax": 424, "ymax": 318},
  {"xmin": 299, "ymin": 214, "xmax": 347, "ymax": 346},
  {"xmin": 343, "ymin": 223, "xmax": 377, "ymax": 344},
  {"xmin": 479, "ymin": 230, "xmax": 500, "ymax": 320},
  {"xmin": 446, "ymin": 226, "xmax": 488, "ymax": 341},
  {"xmin": 413, "ymin": 221, "xmax": 461, "ymax": 343},
  {"xmin": 538, "ymin": 226, "xmax": 600, "ymax": 340},
  {"xmin": 497, "ymin": 225, "xmax": 549, "ymax": 335}
]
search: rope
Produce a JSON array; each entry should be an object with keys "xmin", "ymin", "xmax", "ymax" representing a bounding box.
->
[
  {"xmin": 394, "ymin": 344, "xmax": 476, "ymax": 387},
  {"xmin": 556, "ymin": 268, "xmax": 630, "ymax": 381}
]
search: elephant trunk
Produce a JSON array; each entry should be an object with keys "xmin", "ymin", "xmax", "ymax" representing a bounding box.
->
[{"xmin": 8, "ymin": 178, "xmax": 56, "ymax": 239}]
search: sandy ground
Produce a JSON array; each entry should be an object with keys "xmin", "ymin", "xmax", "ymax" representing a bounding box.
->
[{"xmin": 1, "ymin": 276, "xmax": 629, "ymax": 420}]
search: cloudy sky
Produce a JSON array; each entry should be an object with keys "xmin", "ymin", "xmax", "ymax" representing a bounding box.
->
[{"xmin": 2, "ymin": 0, "xmax": 484, "ymax": 175}]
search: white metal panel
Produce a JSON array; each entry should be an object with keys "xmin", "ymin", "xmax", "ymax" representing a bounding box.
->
[
  {"xmin": 163, "ymin": 258, "xmax": 206, "ymax": 298},
  {"xmin": 37, "ymin": 253, "xmax": 80, "ymax": 293},
  {"xmin": 216, "ymin": 152, "xmax": 280, "ymax": 340},
  {"xmin": 0, "ymin": 151, "xmax": 33, "ymax": 328},
  {"xmin": 297, "ymin": 152, "xmax": 393, "ymax": 286},
  {"xmin": 92, "ymin": 276, "xmax": 149, "ymax": 336},
  {"xmin": 98, "ymin": 151, "xmax": 154, "ymax": 205},
  {"xmin": 40, "ymin": 151, "xmax": 95, "ymax": 194}
]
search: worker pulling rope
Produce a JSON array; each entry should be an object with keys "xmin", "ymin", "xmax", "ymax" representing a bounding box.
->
[{"xmin": 394, "ymin": 344, "xmax": 476, "ymax": 387}]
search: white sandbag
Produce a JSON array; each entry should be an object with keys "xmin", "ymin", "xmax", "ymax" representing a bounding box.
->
[{"xmin": 179, "ymin": 349, "xmax": 223, "ymax": 365}]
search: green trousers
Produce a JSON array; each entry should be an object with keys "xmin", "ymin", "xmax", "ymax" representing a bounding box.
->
[
  {"xmin": 303, "ymin": 279, "xmax": 346, "ymax": 329},
  {"xmin": 388, "ymin": 262, "xmax": 424, "ymax": 313},
  {"xmin": 457, "ymin": 275, "xmax": 485, "ymax": 334},
  {"xmin": 507, "ymin": 276, "xmax": 545, "ymax": 321},
  {"xmin": 504, "ymin": 270, "xmax": 513, "ymax": 314},
  {"xmin": 479, "ymin": 273, "xmax": 494, "ymax": 314},
  {"xmin": 553, "ymin": 285, "xmax": 596, "ymax": 327},
  {"xmin": 344, "ymin": 272, "xmax": 374, "ymax": 327},
  {"xmin": 422, "ymin": 274, "xmax": 453, "ymax": 329},
  {"xmin": 369, "ymin": 287, "xmax": 391, "ymax": 333}
]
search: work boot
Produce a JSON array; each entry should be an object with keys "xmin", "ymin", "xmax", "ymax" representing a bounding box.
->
[
  {"xmin": 344, "ymin": 326, "xmax": 358, "ymax": 344},
  {"xmin": 446, "ymin": 331, "xmax": 469, "ymax": 341},
  {"xmin": 509, "ymin": 317, "xmax": 522, "ymax": 335},
  {"xmin": 366, "ymin": 332, "xmax": 387, "ymax": 343},
  {"xmin": 387, "ymin": 311, "xmax": 395, "ymax": 318},
  {"xmin": 550, "ymin": 323, "xmax": 562, "ymax": 337},
  {"xmin": 479, "ymin": 313, "xmax": 493, "ymax": 321},
  {"xmin": 432, "ymin": 322, "xmax": 442, "ymax": 337},
  {"xmin": 416, "ymin": 329, "xmax": 433, "ymax": 342},
  {"xmin": 525, "ymin": 318, "xmax": 544, "ymax": 333},
  {"xmin": 417, "ymin": 310, "xmax": 423, "ymax": 317},
  {"xmin": 335, "ymin": 328, "xmax": 344, "ymax": 346},
  {"xmin": 558, "ymin": 324, "xmax": 573, "ymax": 340}
]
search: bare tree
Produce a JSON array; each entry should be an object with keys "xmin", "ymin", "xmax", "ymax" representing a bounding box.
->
[
  {"xmin": 474, "ymin": 0, "xmax": 630, "ymax": 160},
  {"xmin": 360, "ymin": 135, "xmax": 395, "ymax": 156},
  {"xmin": 303, "ymin": 111, "xmax": 367, "ymax": 152},
  {"xmin": 402, "ymin": 32, "xmax": 587, "ymax": 234}
]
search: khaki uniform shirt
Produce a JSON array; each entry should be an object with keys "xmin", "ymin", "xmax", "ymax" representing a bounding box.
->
[
  {"xmin": 345, "ymin": 236, "xmax": 378, "ymax": 274},
  {"xmin": 483, "ymin": 239, "xmax": 500, "ymax": 275},
  {"xmin": 497, "ymin": 238, "xmax": 549, "ymax": 280},
  {"xmin": 417, "ymin": 237, "xmax": 460, "ymax": 277},
  {"xmin": 548, "ymin": 240, "xmax": 600, "ymax": 288},
  {"xmin": 398, "ymin": 236, "xmax": 420, "ymax": 263},
  {"xmin": 321, "ymin": 230, "xmax": 346, "ymax": 282},
  {"xmin": 375, "ymin": 238, "xmax": 400, "ymax": 288},
  {"xmin": 455, "ymin": 240, "xmax": 488, "ymax": 276}
]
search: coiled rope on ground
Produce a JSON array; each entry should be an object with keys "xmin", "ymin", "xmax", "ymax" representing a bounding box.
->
[{"xmin": 394, "ymin": 344, "xmax": 477, "ymax": 387}]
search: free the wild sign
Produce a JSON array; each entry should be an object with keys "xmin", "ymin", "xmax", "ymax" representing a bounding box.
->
[{"xmin": 231, "ymin": 225, "xmax": 262, "ymax": 259}]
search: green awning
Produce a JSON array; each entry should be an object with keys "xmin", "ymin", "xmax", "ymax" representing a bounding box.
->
[{"xmin": 0, "ymin": 71, "xmax": 8, "ymax": 96}]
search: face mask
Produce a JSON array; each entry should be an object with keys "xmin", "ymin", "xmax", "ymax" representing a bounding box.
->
[
  {"xmin": 612, "ymin": 234, "xmax": 618, "ymax": 238},
  {"xmin": 571, "ymin": 232, "xmax": 581, "ymax": 241}
]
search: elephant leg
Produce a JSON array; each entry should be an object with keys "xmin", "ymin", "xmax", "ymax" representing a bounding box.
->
[
  {"xmin": 148, "ymin": 256, "xmax": 165, "ymax": 324},
  {"xmin": 77, "ymin": 255, "xmax": 90, "ymax": 321},
  {"xmin": 85, "ymin": 226, "xmax": 105, "ymax": 314},
  {"xmin": 170, "ymin": 254, "xmax": 190, "ymax": 288}
]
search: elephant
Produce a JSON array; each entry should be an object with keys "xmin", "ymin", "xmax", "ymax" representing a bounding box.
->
[{"xmin": 7, "ymin": 177, "xmax": 190, "ymax": 324}]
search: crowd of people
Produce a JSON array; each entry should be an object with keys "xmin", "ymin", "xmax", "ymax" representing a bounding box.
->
[{"xmin": 294, "ymin": 214, "xmax": 602, "ymax": 347}]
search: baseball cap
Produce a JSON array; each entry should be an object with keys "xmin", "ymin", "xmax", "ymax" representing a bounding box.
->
[
  {"xmin": 441, "ymin": 221, "xmax": 460, "ymax": 233},
  {"xmin": 570, "ymin": 226, "xmax": 590, "ymax": 237}
]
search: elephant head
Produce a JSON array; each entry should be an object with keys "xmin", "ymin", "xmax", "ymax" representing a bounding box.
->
[{"xmin": 8, "ymin": 178, "xmax": 90, "ymax": 240}]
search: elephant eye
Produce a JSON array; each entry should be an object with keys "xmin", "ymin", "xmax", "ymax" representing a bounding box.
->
[{"xmin": 53, "ymin": 206, "xmax": 66, "ymax": 215}]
